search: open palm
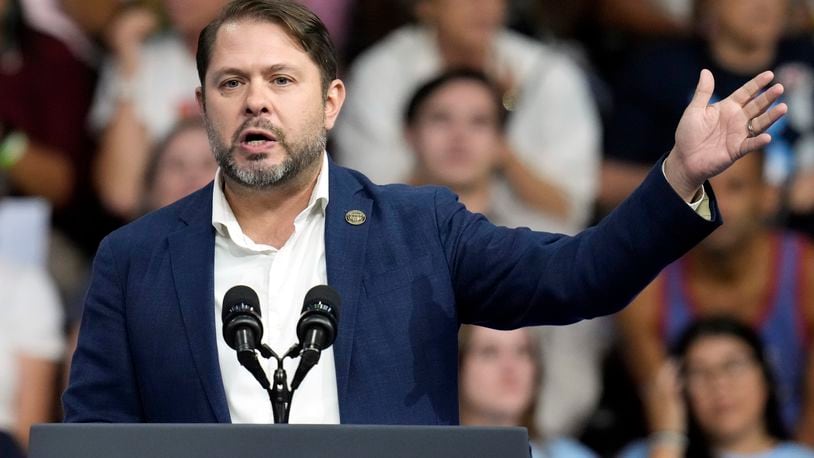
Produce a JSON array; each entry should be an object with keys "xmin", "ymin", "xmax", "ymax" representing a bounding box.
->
[{"xmin": 665, "ymin": 70, "xmax": 787, "ymax": 200}]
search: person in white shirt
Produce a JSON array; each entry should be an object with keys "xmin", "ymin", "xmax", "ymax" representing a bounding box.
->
[
  {"xmin": 334, "ymin": 0, "xmax": 601, "ymax": 234},
  {"xmin": 0, "ymin": 258, "xmax": 64, "ymax": 455}
]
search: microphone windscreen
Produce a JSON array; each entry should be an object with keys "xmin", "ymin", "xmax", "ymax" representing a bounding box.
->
[
  {"xmin": 302, "ymin": 285, "xmax": 341, "ymax": 320},
  {"xmin": 222, "ymin": 285, "xmax": 261, "ymax": 321}
]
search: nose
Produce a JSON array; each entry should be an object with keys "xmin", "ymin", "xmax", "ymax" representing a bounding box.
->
[{"xmin": 244, "ymin": 80, "xmax": 272, "ymax": 116}]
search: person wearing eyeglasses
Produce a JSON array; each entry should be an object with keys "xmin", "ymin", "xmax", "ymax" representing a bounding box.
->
[{"xmin": 620, "ymin": 317, "xmax": 814, "ymax": 458}]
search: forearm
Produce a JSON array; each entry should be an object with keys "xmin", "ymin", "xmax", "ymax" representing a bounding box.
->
[
  {"xmin": 93, "ymin": 102, "xmax": 150, "ymax": 218},
  {"xmin": 501, "ymin": 151, "xmax": 570, "ymax": 219},
  {"xmin": 6, "ymin": 141, "xmax": 75, "ymax": 207},
  {"xmin": 447, "ymin": 158, "xmax": 719, "ymax": 327},
  {"xmin": 15, "ymin": 357, "xmax": 58, "ymax": 450},
  {"xmin": 599, "ymin": 159, "xmax": 650, "ymax": 211}
]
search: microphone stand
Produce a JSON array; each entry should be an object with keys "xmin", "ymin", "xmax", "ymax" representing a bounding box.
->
[{"xmin": 253, "ymin": 343, "xmax": 303, "ymax": 424}]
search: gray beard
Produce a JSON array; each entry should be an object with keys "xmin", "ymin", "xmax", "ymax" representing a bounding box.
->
[{"xmin": 205, "ymin": 117, "xmax": 326, "ymax": 189}]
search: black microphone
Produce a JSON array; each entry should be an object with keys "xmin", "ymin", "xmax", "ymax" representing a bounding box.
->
[
  {"xmin": 291, "ymin": 285, "xmax": 340, "ymax": 391},
  {"xmin": 221, "ymin": 285, "xmax": 270, "ymax": 389}
]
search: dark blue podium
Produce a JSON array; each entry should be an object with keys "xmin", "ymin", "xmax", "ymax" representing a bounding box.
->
[{"xmin": 29, "ymin": 424, "xmax": 530, "ymax": 457}]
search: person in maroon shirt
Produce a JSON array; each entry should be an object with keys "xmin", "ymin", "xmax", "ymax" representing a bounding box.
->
[{"xmin": 0, "ymin": 0, "xmax": 97, "ymax": 208}]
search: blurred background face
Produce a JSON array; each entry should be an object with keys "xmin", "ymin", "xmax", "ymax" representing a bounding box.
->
[
  {"xmin": 459, "ymin": 327, "xmax": 537, "ymax": 423},
  {"xmin": 148, "ymin": 125, "xmax": 218, "ymax": 210},
  {"xmin": 699, "ymin": 153, "xmax": 767, "ymax": 253},
  {"xmin": 707, "ymin": 0, "xmax": 788, "ymax": 48},
  {"xmin": 407, "ymin": 79, "xmax": 501, "ymax": 190},
  {"xmin": 162, "ymin": 0, "xmax": 226, "ymax": 36},
  {"xmin": 417, "ymin": 0, "xmax": 506, "ymax": 50},
  {"xmin": 684, "ymin": 335, "xmax": 768, "ymax": 444}
]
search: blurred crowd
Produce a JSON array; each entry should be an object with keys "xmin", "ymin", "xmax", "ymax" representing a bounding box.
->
[{"xmin": 3, "ymin": 0, "xmax": 814, "ymax": 456}]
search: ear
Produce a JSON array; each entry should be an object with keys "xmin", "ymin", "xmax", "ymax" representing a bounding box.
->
[
  {"xmin": 195, "ymin": 86, "xmax": 205, "ymax": 115},
  {"xmin": 323, "ymin": 79, "xmax": 346, "ymax": 130}
]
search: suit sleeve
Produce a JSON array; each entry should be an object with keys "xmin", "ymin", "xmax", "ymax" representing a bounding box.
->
[
  {"xmin": 63, "ymin": 236, "xmax": 144, "ymax": 422},
  {"xmin": 437, "ymin": 157, "xmax": 721, "ymax": 328}
]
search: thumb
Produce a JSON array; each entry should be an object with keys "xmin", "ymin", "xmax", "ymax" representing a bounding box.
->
[{"xmin": 689, "ymin": 69, "xmax": 715, "ymax": 109}]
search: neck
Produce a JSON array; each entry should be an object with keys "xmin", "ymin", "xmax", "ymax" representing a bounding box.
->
[
  {"xmin": 709, "ymin": 35, "xmax": 776, "ymax": 74},
  {"xmin": 459, "ymin": 407, "xmax": 518, "ymax": 428},
  {"xmin": 692, "ymin": 232, "xmax": 767, "ymax": 281},
  {"xmin": 222, "ymin": 157, "xmax": 322, "ymax": 248},
  {"xmin": 435, "ymin": 31, "xmax": 490, "ymax": 70},
  {"xmin": 715, "ymin": 424, "xmax": 776, "ymax": 455}
]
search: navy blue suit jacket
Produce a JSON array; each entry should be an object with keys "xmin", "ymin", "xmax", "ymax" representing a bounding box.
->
[{"xmin": 64, "ymin": 159, "xmax": 719, "ymax": 424}]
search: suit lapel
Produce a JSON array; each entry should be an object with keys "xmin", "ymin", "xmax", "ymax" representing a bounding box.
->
[
  {"xmin": 325, "ymin": 163, "xmax": 371, "ymax": 412},
  {"xmin": 168, "ymin": 184, "xmax": 231, "ymax": 422}
]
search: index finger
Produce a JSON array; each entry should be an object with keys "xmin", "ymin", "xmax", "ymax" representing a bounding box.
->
[{"xmin": 727, "ymin": 71, "xmax": 775, "ymax": 106}]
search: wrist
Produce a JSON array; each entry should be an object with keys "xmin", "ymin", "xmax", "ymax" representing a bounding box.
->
[
  {"xmin": 0, "ymin": 130, "xmax": 28, "ymax": 170},
  {"xmin": 649, "ymin": 430, "xmax": 688, "ymax": 452},
  {"xmin": 664, "ymin": 150, "xmax": 702, "ymax": 202}
]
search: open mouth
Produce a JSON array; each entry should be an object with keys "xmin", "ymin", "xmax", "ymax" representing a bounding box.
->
[{"xmin": 239, "ymin": 129, "xmax": 277, "ymax": 146}]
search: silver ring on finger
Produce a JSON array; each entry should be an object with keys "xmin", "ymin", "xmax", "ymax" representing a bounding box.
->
[{"xmin": 747, "ymin": 118, "xmax": 759, "ymax": 138}]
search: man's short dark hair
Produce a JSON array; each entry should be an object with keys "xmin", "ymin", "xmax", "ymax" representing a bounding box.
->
[
  {"xmin": 404, "ymin": 69, "xmax": 508, "ymax": 128},
  {"xmin": 196, "ymin": 0, "xmax": 337, "ymax": 94}
]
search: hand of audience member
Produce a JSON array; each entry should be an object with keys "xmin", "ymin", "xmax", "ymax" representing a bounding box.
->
[
  {"xmin": 644, "ymin": 360, "xmax": 686, "ymax": 435},
  {"xmin": 664, "ymin": 70, "xmax": 787, "ymax": 202},
  {"xmin": 105, "ymin": 5, "xmax": 158, "ymax": 76}
]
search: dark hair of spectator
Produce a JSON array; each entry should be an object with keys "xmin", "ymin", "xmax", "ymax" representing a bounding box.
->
[
  {"xmin": 196, "ymin": 0, "xmax": 337, "ymax": 95},
  {"xmin": 404, "ymin": 69, "xmax": 508, "ymax": 128},
  {"xmin": 672, "ymin": 316, "xmax": 788, "ymax": 458},
  {"xmin": 457, "ymin": 325, "xmax": 542, "ymax": 440}
]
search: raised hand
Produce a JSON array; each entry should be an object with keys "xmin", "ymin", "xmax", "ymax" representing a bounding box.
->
[{"xmin": 664, "ymin": 69, "xmax": 787, "ymax": 201}]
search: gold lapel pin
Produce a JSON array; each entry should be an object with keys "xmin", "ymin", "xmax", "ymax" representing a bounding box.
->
[{"xmin": 345, "ymin": 209, "xmax": 367, "ymax": 226}]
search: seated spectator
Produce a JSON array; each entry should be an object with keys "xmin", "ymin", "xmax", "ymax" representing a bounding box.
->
[
  {"xmin": 0, "ymin": 257, "xmax": 64, "ymax": 457},
  {"xmin": 617, "ymin": 151, "xmax": 814, "ymax": 443},
  {"xmin": 406, "ymin": 70, "xmax": 609, "ymax": 437},
  {"xmin": 619, "ymin": 317, "xmax": 814, "ymax": 458},
  {"xmin": 142, "ymin": 118, "xmax": 218, "ymax": 213},
  {"xmin": 335, "ymin": 0, "xmax": 600, "ymax": 234},
  {"xmin": 600, "ymin": 0, "xmax": 814, "ymax": 217},
  {"xmin": 458, "ymin": 325, "xmax": 597, "ymax": 458},
  {"xmin": 90, "ymin": 0, "xmax": 226, "ymax": 219}
]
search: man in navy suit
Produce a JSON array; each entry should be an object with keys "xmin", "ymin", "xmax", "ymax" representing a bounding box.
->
[{"xmin": 64, "ymin": 0, "xmax": 787, "ymax": 425}]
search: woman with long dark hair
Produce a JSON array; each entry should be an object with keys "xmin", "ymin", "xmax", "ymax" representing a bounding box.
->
[{"xmin": 620, "ymin": 317, "xmax": 814, "ymax": 457}]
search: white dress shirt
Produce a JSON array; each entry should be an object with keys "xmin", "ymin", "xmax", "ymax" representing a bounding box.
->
[{"xmin": 212, "ymin": 153, "xmax": 340, "ymax": 424}]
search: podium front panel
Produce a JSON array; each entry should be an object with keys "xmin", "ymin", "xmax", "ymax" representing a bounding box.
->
[{"xmin": 30, "ymin": 424, "xmax": 530, "ymax": 457}]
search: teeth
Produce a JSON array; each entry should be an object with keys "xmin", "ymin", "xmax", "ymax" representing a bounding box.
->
[{"xmin": 247, "ymin": 139, "xmax": 266, "ymax": 145}]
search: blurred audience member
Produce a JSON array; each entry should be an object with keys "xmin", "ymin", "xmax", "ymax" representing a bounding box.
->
[
  {"xmin": 617, "ymin": 151, "xmax": 814, "ymax": 443},
  {"xmin": 0, "ymin": 257, "xmax": 64, "ymax": 457},
  {"xmin": 142, "ymin": 118, "xmax": 217, "ymax": 212},
  {"xmin": 406, "ymin": 70, "xmax": 608, "ymax": 436},
  {"xmin": 90, "ymin": 0, "xmax": 225, "ymax": 219},
  {"xmin": 0, "ymin": 0, "xmax": 96, "ymax": 207},
  {"xmin": 458, "ymin": 325, "xmax": 597, "ymax": 458},
  {"xmin": 335, "ymin": 0, "xmax": 600, "ymax": 234},
  {"xmin": 600, "ymin": 0, "xmax": 814, "ymax": 216},
  {"xmin": 63, "ymin": 118, "xmax": 217, "ymax": 383},
  {"xmin": 619, "ymin": 317, "xmax": 814, "ymax": 458}
]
